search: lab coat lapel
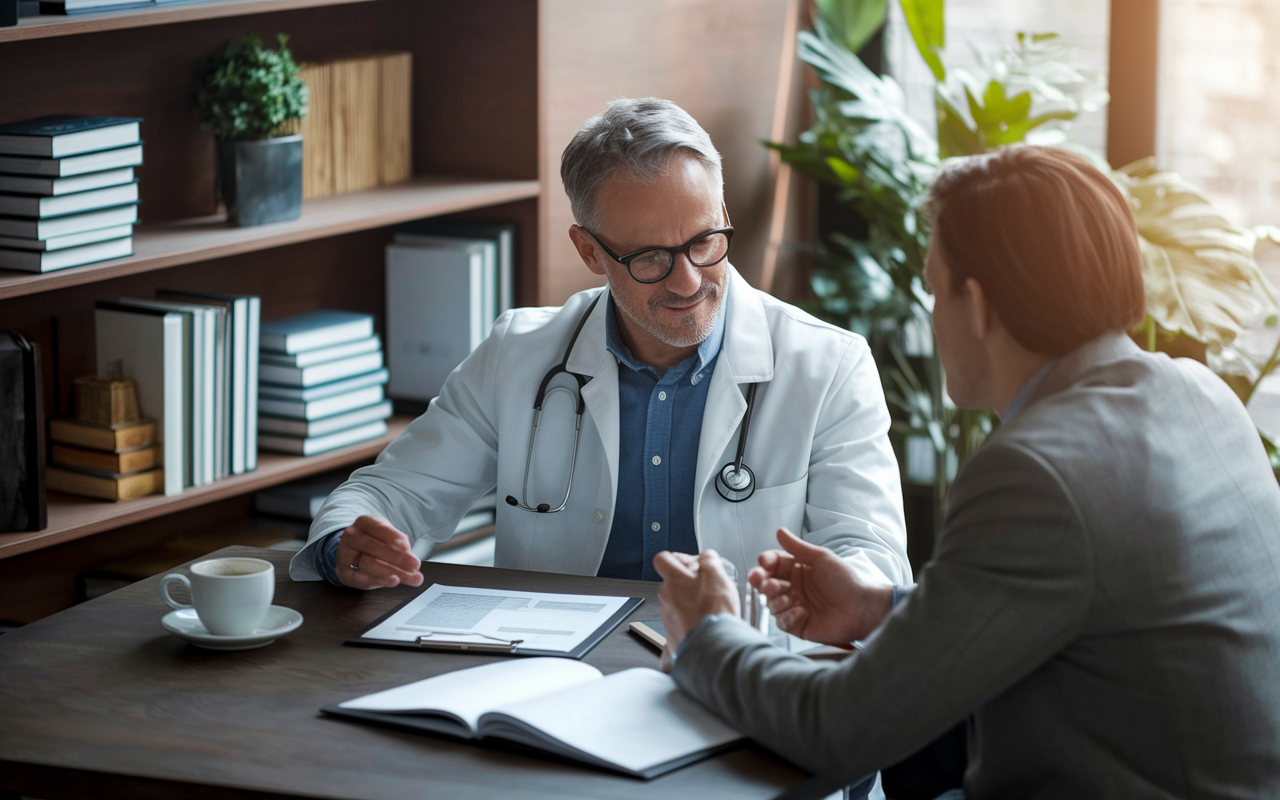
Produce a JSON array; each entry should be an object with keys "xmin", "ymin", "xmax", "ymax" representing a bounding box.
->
[
  {"xmin": 693, "ymin": 268, "xmax": 774, "ymax": 537},
  {"xmin": 567, "ymin": 289, "xmax": 620, "ymax": 514}
]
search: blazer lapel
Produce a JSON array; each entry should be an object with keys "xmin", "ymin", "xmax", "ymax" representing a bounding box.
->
[{"xmin": 567, "ymin": 289, "xmax": 620, "ymax": 511}]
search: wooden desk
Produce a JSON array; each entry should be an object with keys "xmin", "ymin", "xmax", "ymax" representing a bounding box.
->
[{"xmin": 0, "ymin": 547, "xmax": 807, "ymax": 799}]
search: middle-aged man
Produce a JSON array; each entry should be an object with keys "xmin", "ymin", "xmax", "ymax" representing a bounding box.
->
[
  {"xmin": 289, "ymin": 97, "xmax": 910, "ymax": 590},
  {"xmin": 656, "ymin": 145, "xmax": 1280, "ymax": 798}
]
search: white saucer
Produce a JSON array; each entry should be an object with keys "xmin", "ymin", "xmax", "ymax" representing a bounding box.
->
[{"xmin": 161, "ymin": 605, "xmax": 304, "ymax": 651}]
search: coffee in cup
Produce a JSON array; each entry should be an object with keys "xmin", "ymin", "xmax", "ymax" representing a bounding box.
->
[{"xmin": 160, "ymin": 557, "xmax": 275, "ymax": 636}]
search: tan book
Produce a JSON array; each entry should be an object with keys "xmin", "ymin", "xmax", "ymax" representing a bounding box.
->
[
  {"xmin": 332, "ymin": 55, "xmax": 381, "ymax": 194},
  {"xmin": 299, "ymin": 61, "xmax": 334, "ymax": 200},
  {"xmin": 49, "ymin": 418, "xmax": 156, "ymax": 452},
  {"xmin": 52, "ymin": 443, "xmax": 161, "ymax": 474},
  {"xmin": 379, "ymin": 51, "xmax": 413, "ymax": 185},
  {"xmin": 46, "ymin": 466, "xmax": 164, "ymax": 502}
]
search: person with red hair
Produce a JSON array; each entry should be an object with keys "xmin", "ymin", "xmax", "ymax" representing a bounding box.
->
[{"xmin": 655, "ymin": 146, "xmax": 1280, "ymax": 798}]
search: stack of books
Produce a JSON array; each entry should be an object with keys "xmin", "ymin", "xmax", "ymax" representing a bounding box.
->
[
  {"xmin": 0, "ymin": 115, "xmax": 142, "ymax": 274},
  {"xmin": 257, "ymin": 310, "xmax": 391, "ymax": 456},
  {"xmin": 296, "ymin": 52, "xmax": 412, "ymax": 199},
  {"xmin": 46, "ymin": 418, "xmax": 164, "ymax": 502},
  {"xmin": 95, "ymin": 291, "xmax": 262, "ymax": 496}
]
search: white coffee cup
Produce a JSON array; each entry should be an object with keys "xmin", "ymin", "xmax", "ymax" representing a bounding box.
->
[{"xmin": 160, "ymin": 557, "xmax": 275, "ymax": 636}]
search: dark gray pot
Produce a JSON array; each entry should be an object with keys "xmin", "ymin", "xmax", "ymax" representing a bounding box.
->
[{"xmin": 216, "ymin": 135, "xmax": 303, "ymax": 227}]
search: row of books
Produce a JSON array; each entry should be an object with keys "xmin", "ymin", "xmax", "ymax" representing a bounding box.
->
[
  {"xmin": 0, "ymin": 115, "xmax": 142, "ymax": 274},
  {"xmin": 257, "ymin": 310, "xmax": 392, "ymax": 456},
  {"xmin": 297, "ymin": 52, "xmax": 412, "ymax": 200},
  {"xmin": 95, "ymin": 291, "xmax": 261, "ymax": 497}
]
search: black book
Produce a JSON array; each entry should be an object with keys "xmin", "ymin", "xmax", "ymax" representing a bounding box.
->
[
  {"xmin": 0, "ymin": 182, "xmax": 138, "ymax": 219},
  {"xmin": 0, "ymin": 331, "xmax": 46, "ymax": 533}
]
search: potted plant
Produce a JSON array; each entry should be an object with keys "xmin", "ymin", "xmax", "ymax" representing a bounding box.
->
[{"xmin": 195, "ymin": 33, "xmax": 309, "ymax": 227}]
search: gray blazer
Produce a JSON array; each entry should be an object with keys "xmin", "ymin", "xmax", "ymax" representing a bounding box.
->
[{"xmin": 674, "ymin": 332, "xmax": 1280, "ymax": 798}]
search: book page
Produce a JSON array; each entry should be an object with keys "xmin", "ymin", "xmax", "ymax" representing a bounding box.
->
[
  {"xmin": 360, "ymin": 584, "xmax": 632, "ymax": 654},
  {"xmin": 338, "ymin": 658, "xmax": 602, "ymax": 733},
  {"xmin": 478, "ymin": 668, "xmax": 742, "ymax": 775}
]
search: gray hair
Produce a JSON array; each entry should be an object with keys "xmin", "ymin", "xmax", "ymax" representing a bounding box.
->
[{"xmin": 560, "ymin": 97, "xmax": 723, "ymax": 233}]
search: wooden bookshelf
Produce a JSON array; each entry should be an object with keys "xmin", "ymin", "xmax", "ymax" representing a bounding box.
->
[
  {"xmin": 0, "ymin": 177, "xmax": 540, "ymax": 300},
  {"xmin": 0, "ymin": 415, "xmax": 413, "ymax": 560},
  {"xmin": 0, "ymin": 0, "xmax": 374, "ymax": 43}
]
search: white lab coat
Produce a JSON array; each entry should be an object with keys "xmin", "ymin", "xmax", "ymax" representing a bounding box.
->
[{"xmin": 291, "ymin": 268, "xmax": 910, "ymax": 586}]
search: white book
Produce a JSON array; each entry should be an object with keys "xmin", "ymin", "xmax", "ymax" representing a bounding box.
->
[
  {"xmin": 246, "ymin": 296, "xmax": 261, "ymax": 471},
  {"xmin": 158, "ymin": 291, "xmax": 256, "ymax": 476},
  {"xmin": 0, "ymin": 236, "xmax": 131, "ymax": 273},
  {"xmin": 258, "ymin": 335, "xmax": 380, "ymax": 368},
  {"xmin": 325, "ymin": 659, "xmax": 742, "ymax": 779},
  {"xmin": 386, "ymin": 243, "xmax": 485, "ymax": 402},
  {"xmin": 257, "ymin": 399, "xmax": 392, "ymax": 438},
  {"xmin": 258, "ymin": 368, "xmax": 389, "ymax": 402},
  {"xmin": 0, "ymin": 224, "xmax": 132, "ymax": 252},
  {"xmin": 259, "ymin": 309, "xmax": 374, "ymax": 354},
  {"xmin": 258, "ymin": 351, "xmax": 383, "ymax": 388},
  {"xmin": 0, "ymin": 167, "xmax": 134, "ymax": 197},
  {"xmin": 257, "ymin": 420, "xmax": 387, "ymax": 456},
  {"xmin": 0, "ymin": 117, "xmax": 140, "ymax": 159},
  {"xmin": 154, "ymin": 294, "xmax": 229, "ymax": 479},
  {"xmin": 0, "ymin": 144, "xmax": 144, "ymax": 178},
  {"xmin": 0, "ymin": 182, "xmax": 138, "ymax": 219},
  {"xmin": 95, "ymin": 304, "xmax": 185, "ymax": 497},
  {"xmin": 0, "ymin": 203, "xmax": 138, "ymax": 240},
  {"xmin": 257, "ymin": 385, "xmax": 385, "ymax": 421},
  {"xmin": 393, "ymin": 234, "xmax": 498, "ymax": 337},
  {"xmin": 118, "ymin": 299, "xmax": 219, "ymax": 486}
]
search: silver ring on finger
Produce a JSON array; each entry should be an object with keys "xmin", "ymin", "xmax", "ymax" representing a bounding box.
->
[{"xmin": 349, "ymin": 552, "xmax": 363, "ymax": 571}]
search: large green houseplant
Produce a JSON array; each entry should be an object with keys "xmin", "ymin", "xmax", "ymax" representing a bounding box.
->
[
  {"xmin": 195, "ymin": 33, "xmax": 309, "ymax": 227},
  {"xmin": 774, "ymin": 0, "xmax": 1280, "ymax": 548}
]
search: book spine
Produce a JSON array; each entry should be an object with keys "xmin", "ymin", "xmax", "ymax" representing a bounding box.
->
[
  {"xmin": 379, "ymin": 52, "xmax": 413, "ymax": 185},
  {"xmin": 299, "ymin": 61, "xmax": 334, "ymax": 200}
]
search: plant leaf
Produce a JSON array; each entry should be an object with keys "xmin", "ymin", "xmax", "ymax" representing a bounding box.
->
[
  {"xmin": 1116, "ymin": 158, "xmax": 1278, "ymax": 368},
  {"xmin": 816, "ymin": 0, "xmax": 889, "ymax": 54},
  {"xmin": 899, "ymin": 0, "xmax": 946, "ymax": 82}
]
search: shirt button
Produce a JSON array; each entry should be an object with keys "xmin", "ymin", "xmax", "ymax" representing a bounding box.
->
[
  {"xmin": 593, "ymin": 509, "xmax": 606, "ymax": 524},
  {"xmin": 658, "ymin": 391, "xmax": 667, "ymax": 401},
  {"xmin": 651, "ymin": 455, "xmax": 662, "ymax": 466},
  {"xmin": 691, "ymin": 374, "xmax": 702, "ymax": 385},
  {"xmin": 651, "ymin": 522, "xmax": 661, "ymax": 532}
]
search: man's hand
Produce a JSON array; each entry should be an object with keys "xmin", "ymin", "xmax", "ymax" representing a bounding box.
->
[
  {"xmin": 654, "ymin": 549, "xmax": 740, "ymax": 673},
  {"xmin": 334, "ymin": 515, "xmax": 425, "ymax": 590},
  {"xmin": 748, "ymin": 528, "xmax": 892, "ymax": 645}
]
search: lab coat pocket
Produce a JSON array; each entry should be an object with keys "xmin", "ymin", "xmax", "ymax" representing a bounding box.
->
[{"xmin": 734, "ymin": 474, "xmax": 807, "ymax": 565}]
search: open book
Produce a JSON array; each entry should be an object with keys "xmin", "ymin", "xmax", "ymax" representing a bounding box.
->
[{"xmin": 322, "ymin": 658, "xmax": 743, "ymax": 779}]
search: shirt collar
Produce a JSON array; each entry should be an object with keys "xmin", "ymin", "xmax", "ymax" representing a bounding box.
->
[
  {"xmin": 1002, "ymin": 358, "xmax": 1057, "ymax": 425},
  {"xmin": 604, "ymin": 290, "xmax": 726, "ymax": 381}
]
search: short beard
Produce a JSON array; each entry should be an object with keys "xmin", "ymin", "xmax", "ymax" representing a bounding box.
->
[{"xmin": 613, "ymin": 277, "xmax": 724, "ymax": 349}]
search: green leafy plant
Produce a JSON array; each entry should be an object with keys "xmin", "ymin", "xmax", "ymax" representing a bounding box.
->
[
  {"xmin": 775, "ymin": 0, "xmax": 1280, "ymax": 547},
  {"xmin": 194, "ymin": 33, "xmax": 309, "ymax": 141}
]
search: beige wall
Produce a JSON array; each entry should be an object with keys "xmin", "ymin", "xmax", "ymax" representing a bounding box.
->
[{"xmin": 538, "ymin": 0, "xmax": 796, "ymax": 306}]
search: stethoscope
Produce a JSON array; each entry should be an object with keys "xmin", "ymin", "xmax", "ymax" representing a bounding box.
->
[{"xmin": 504, "ymin": 293, "xmax": 761, "ymax": 513}]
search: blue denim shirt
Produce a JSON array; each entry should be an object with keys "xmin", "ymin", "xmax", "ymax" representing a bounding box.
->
[
  {"xmin": 316, "ymin": 292, "xmax": 727, "ymax": 585},
  {"xmin": 597, "ymin": 293, "xmax": 725, "ymax": 581}
]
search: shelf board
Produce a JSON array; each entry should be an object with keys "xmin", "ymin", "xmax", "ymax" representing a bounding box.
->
[
  {"xmin": 0, "ymin": 176, "xmax": 541, "ymax": 300},
  {"xmin": 0, "ymin": 0, "xmax": 376, "ymax": 43},
  {"xmin": 0, "ymin": 414, "xmax": 413, "ymax": 560}
]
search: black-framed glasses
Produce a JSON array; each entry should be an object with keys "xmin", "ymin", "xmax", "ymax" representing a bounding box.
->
[{"xmin": 585, "ymin": 225, "xmax": 735, "ymax": 284}]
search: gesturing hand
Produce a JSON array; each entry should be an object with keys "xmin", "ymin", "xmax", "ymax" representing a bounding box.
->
[
  {"xmin": 747, "ymin": 528, "xmax": 892, "ymax": 646},
  {"xmin": 653, "ymin": 549, "xmax": 741, "ymax": 673},
  {"xmin": 335, "ymin": 515, "xmax": 425, "ymax": 590}
]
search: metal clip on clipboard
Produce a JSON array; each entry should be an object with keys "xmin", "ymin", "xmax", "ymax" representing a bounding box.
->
[{"xmin": 415, "ymin": 629, "xmax": 525, "ymax": 653}]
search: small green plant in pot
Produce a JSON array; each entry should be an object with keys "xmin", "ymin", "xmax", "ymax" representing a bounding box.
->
[{"xmin": 195, "ymin": 33, "xmax": 309, "ymax": 227}]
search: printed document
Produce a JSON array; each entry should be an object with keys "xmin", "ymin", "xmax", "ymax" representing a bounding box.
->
[{"xmin": 360, "ymin": 584, "xmax": 631, "ymax": 654}]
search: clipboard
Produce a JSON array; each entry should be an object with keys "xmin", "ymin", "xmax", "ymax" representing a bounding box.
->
[{"xmin": 345, "ymin": 586, "xmax": 644, "ymax": 660}]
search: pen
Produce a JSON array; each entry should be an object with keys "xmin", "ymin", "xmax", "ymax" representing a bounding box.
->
[{"xmin": 415, "ymin": 637, "xmax": 522, "ymax": 653}]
